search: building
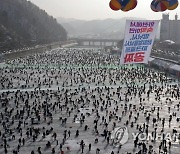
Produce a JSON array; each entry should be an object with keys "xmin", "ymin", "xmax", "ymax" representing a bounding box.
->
[{"xmin": 160, "ymin": 14, "xmax": 180, "ymax": 44}]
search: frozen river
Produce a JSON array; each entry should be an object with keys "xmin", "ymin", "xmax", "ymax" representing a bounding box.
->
[{"xmin": 0, "ymin": 48, "xmax": 179, "ymax": 154}]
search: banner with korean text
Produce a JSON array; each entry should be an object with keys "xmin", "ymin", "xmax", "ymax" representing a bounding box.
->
[{"xmin": 120, "ymin": 20, "xmax": 160, "ymax": 64}]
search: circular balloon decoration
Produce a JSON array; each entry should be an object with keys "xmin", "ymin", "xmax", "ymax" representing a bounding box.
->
[
  {"xmin": 109, "ymin": 0, "xmax": 138, "ymax": 12},
  {"xmin": 109, "ymin": 0, "xmax": 122, "ymax": 11},
  {"xmin": 109, "ymin": 0, "xmax": 179, "ymax": 12},
  {"xmin": 151, "ymin": 0, "xmax": 159, "ymax": 12},
  {"xmin": 130, "ymin": 0, "xmax": 138, "ymax": 10},
  {"xmin": 150, "ymin": 0, "xmax": 179, "ymax": 12},
  {"xmin": 156, "ymin": 0, "xmax": 168, "ymax": 11},
  {"xmin": 167, "ymin": 0, "xmax": 179, "ymax": 10},
  {"xmin": 121, "ymin": 0, "xmax": 137, "ymax": 11}
]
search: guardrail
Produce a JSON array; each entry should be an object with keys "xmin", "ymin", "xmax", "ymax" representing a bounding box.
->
[{"xmin": 151, "ymin": 53, "xmax": 179, "ymax": 65}]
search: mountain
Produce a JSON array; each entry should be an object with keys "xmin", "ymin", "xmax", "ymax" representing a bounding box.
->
[
  {"xmin": 0, "ymin": 0, "xmax": 67, "ymax": 52},
  {"xmin": 57, "ymin": 17, "xmax": 143, "ymax": 39},
  {"xmin": 57, "ymin": 17, "xmax": 160, "ymax": 40}
]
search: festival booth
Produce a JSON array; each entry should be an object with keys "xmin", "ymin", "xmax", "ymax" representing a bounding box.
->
[{"xmin": 169, "ymin": 64, "xmax": 180, "ymax": 77}]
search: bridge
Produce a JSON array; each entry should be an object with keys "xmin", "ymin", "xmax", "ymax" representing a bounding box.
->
[{"xmin": 74, "ymin": 38, "xmax": 121, "ymax": 47}]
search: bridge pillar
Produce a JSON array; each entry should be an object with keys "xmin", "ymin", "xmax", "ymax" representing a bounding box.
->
[
  {"xmin": 92, "ymin": 41, "xmax": 94, "ymax": 46},
  {"xmin": 74, "ymin": 39, "xmax": 120, "ymax": 47},
  {"xmin": 78, "ymin": 41, "xmax": 83, "ymax": 46}
]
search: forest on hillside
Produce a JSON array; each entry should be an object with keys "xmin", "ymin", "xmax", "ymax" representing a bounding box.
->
[{"xmin": 0, "ymin": 0, "xmax": 67, "ymax": 52}]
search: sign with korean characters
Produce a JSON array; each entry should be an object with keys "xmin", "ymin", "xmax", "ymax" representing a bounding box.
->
[{"xmin": 120, "ymin": 20, "xmax": 160, "ymax": 64}]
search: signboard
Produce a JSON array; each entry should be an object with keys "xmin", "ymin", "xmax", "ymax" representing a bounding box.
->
[{"xmin": 120, "ymin": 20, "xmax": 160, "ymax": 64}]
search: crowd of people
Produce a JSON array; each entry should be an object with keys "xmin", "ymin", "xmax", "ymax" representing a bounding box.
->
[{"xmin": 0, "ymin": 48, "xmax": 179, "ymax": 154}]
